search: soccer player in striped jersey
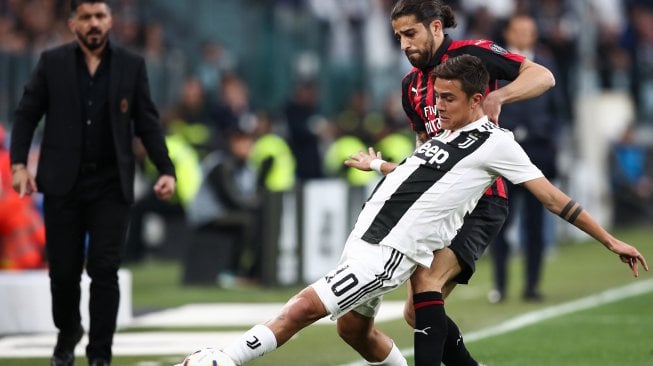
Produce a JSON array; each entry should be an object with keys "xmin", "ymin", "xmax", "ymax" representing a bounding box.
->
[
  {"xmin": 343, "ymin": 1, "xmax": 557, "ymax": 365},
  {"xmin": 197, "ymin": 55, "xmax": 647, "ymax": 366}
]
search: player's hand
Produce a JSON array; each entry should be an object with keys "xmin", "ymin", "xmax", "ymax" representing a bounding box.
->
[
  {"xmin": 11, "ymin": 166, "xmax": 37, "ymax": 197},
  {"xmin": 153, "ymin": 174, "xmax": 176, "ymax": 201},
  {"xmin": 482, "ymin": 91, "xmax": 503, "ymax": 124},
  {"xmin": 610, "ymin": 240, "xmax": 649, "ymax": 277},
  {"xmin": 344, "ymin": 147, "xmax": 382, "ymax": 171}
]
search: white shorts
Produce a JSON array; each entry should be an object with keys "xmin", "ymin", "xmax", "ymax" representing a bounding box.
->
[{"xmin": 310, "ymin": 235, "xmax": 417, "ymax": 320}]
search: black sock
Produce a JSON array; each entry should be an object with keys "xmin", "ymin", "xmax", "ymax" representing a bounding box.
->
[
  {"xmin": 442, "ymin": 315, "xmax": 478, "ymax": 366},
  {"xmin": 413, "ymin": 291, "xmax": 447, "ymax": 366}
]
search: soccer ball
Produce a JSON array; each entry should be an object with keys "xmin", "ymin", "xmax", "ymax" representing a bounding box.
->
[{"xmin": 178, "ymin": 347, "xmax": 236, "ymax": 366}]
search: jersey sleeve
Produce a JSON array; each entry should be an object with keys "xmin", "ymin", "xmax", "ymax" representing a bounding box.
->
[
  {"xmin": 457, "ymin": 41, "xmax": 524, "ymax": 81},
  {"xmin": 486, "ymin": 133, "xmax": 544, "ymax": 184},
  {"xmin": 401, "ymin": 72, "xmax": 426, "ymax": 132}
]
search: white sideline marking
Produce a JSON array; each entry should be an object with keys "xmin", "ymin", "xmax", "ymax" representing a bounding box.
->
[
  {"xmin": 130, "ymin": 301, "xmax": 406, "ymax": 327},
  {"xmin": 463, "ymin": 278, "xmax": 653, "ymax": 342},
  {"xmin": 0, "ymin": 302, "xmax": 406, "ymax": 358},
  {"xmin": 338, "ymin": 278, "xmax": 653, "ymax": 366}
]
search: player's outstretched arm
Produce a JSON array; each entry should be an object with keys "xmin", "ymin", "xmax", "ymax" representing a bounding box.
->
[
  {"xmin": 484, "ymin": 59, "xmax": 555, "ymax": 123},
  {"xmin": 522, "ymin": 177, "xmax": 649, "ymax": 277},
  {"xmin": 344, "ymin": 147, "xmax": 398, "ymax": 175}
]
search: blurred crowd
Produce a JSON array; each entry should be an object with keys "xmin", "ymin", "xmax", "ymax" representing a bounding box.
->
[{"xmin": 1, "ymin": 0, "xmax": 653, "ymax": 283}]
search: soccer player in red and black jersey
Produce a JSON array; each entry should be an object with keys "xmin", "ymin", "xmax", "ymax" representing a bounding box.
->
[
  {"xmin": 338, "ymin": 1, "xmax": 556, "ymax": 365},
  {"xmin": 396, "ymin": 0, "xmax": 554, "ymax": 365}
]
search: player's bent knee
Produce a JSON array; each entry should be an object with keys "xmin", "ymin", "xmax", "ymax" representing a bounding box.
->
[
  {"xmin": 280, "ymin": 287, "xmax": 327, "ymax": 327},
  {"xmin": 403, "ymin": 300, "xmax": 416, "ymax": 328}
]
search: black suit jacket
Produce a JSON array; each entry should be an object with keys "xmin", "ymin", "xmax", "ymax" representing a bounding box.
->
[{"xmin": 10, "ymin": 42, "xmax": 175, "ymax": 203}]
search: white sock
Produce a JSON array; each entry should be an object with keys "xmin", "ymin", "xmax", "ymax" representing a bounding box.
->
[
  {"xmin": 223, "ymin": 324, "xmax": 277, "ymax": 365},
  {"xmin": 367, "ymin": 342, "xmax": 407, "ymax": 366}
]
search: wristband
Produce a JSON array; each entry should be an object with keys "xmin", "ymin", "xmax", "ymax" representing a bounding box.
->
[{"xmin": 369, "ymin": 159, "xmax": 386, "ymax": 174}]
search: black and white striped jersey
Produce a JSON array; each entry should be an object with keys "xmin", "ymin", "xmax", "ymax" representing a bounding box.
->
[
  {"xmin": 350, "ymin": 116, "xmax": 544, "ymax": 266},
  {"xmin": 401, "ymin": 35, "xmax": 526, "ymax": 200}
]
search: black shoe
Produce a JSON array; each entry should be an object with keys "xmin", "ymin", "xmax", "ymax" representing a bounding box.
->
[
  {"xmin": 89, "ymin": 358, "xmax": 110, "ymax": 366},
  {"xmin": 52, "ymin": 325, "xmax": 84, "ymax": 366},
  {"xmin": 50, "ymin": 352, "xmax": 75, "ymax": 366}
]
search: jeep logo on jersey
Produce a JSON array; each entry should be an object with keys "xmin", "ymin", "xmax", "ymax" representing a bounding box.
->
[{"xmin": 415, "ymin": 141, "xmax": 450, "ymax": 165}]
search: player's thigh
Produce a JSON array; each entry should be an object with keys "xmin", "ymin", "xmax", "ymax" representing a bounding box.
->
[
  {"xmin": 410, "ymin": 248, "xmax": 461, "ymax": 293},
  {"xmin": 311, "ymin": 240, "xmax": 415, "ymax": 319}
]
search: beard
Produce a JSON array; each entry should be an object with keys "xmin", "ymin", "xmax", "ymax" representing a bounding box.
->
[
  {"xmin": 76, "ymin": 29, "xmax": 108, "ymax": 51},
  {"xmin": 405, "ymin": 34, "xmax": 436, "ymax": 69}
]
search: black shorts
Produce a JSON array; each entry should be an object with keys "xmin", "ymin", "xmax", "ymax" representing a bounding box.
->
[{"xmin": 449, "ymin": 194, "xmax": 508, "ymax": 284}]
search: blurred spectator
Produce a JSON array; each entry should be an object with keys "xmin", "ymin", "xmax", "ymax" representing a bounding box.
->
[
  {"xmin": 323, "ymin": 89, "xmax": 379, "ymax": 186},
  {"xmin": 185, "ymin": 128, "xmax": 262, "ymax": 286},
  {"xmin": 374, "ymin": 130, "xmax": 413, "ymax": 166},
  {"xmin": 362, "ymin": 0, "xmax": 400, "ymax": 108},
  {"xmin": 489, "ymin": 14, "xmax": 566, "ymax": 303},
  {"xmin": 141, "ymin": 20, "xmax": 185, "ymax": 108},
  {"xmin": 211, "ymin": 72, "xmax": 258, "ymax": 136},
  {"xmin": 283, "ymin": 78, "xmax": 325, "ymax": 180},
  {"xmin": 248, "ymin": 112, "xmax": 296, "ymax": 285},
  {"xmin": 195, "ymin": 39, "xmax": 236, "ymax": 100},
  {"xmin": 609, "ymin": 124, "xmax": 653, "ymax": 226},
  {"xmin": 111, "ymin": 14, "xmax": 141, "ymax": 51},
  {"xmin": 0, "ymin": 8, "xmax": 29, "ymax": 53},
  {"xmin": 335, "ymin": 89, "xmax": 376, "ymax": 145},
  {"xmin": 124, "ymin": 122, "xmax": 201, "ymax": 263},
  {"xmin": 307, "ymin": 0, "xmax": 368, "ymax": 114},
  {"xmin": 622, "ymin": 2, "xmax": 653, "ymax": 121},
  {"xmin": 464, "ymin": 6, "xmax": 501, "ymax": 40},
  {"xmin": 250, "ymin": 112, "xmax": 296, "ymax": 193},
  {"xmin": 531, "ymin": 0, "xmax": 579, "ymax": 119},
  {"xmin": 323, "ymin": 132, "xmax": 376, "ymax": 187},
  {"xmin": 172, "ymin": 76, "xmax": 212, "ymax": 126},
  {"xmin": 167, "ymin": 75, "xmax": 214, "ymax": 157},
  {"xmin": 372, "ymin": 91, "xmax": 414, "ymax": 166},
  {"xmin": 0, "ymin": 123, "xmax": 45, "ymax": 270}
]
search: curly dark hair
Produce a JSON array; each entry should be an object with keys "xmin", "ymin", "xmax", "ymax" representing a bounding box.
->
[{"xmin": 390, "ymin": 0, "xmax": 457, "ymax": 29}]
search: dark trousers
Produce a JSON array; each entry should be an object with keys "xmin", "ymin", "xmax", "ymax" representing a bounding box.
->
[
  {"xmin": 43, "ymin": 165, "xmax": 129, "ymax": 361},
  {"xmin": 491, "ymin": 182, "xmax": 545, "ymax": 296}
]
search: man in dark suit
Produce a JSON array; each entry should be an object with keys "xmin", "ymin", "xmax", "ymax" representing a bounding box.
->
[
  {"xmin": 9, "ymin": 1, "xmax": 176, "ymax": 365},
  {"xmin": 489, "ymin": 14, "xmax": 567, "ymax": 303}
]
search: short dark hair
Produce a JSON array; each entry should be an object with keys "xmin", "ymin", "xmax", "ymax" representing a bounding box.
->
[
  {"xmin": 432, "ymin": 55, "xmax": 489, "ymax": 97},
  {"xmin": 390, "ymin": 0, "xmax": 457, "ymax": 29},
  {"xmin": 70, "ymin": 0, "xmax": 111, "ymax": 13}
]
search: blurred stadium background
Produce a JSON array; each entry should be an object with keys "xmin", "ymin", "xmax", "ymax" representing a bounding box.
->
[{"xmin": 1, "ymin": 0, "xmax": 652, "ymax": 365}]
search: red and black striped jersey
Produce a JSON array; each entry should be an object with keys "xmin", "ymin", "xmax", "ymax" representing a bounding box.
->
[{"xmin": 401, "ymin": 35, "xmax": 525, "ymax": 198}]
